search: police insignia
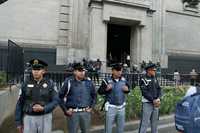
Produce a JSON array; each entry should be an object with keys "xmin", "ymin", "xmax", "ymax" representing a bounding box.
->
[
  {"xmin": 43, "ymin": 83, "xmax": 48, "ymax": 88},
  {"xmin": 33, "ymin": 59, "xmax": 39, "ymax": 65}
]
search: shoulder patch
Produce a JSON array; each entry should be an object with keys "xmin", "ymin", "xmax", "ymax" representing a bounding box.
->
[
  {"xmin": 108, "ymin": 79, "xmax": 113, "ymax": 84},
  {"xmin": 121, "ymin": 77, "xmax": 126, "ymax": 81},
  {"xmin": 87, "ymin": 77, "xmax": 91, "ymax": 81}
]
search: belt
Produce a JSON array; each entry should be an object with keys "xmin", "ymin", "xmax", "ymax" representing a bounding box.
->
[
  {"xmin": 105, "ymin": 102, "xmax": 126, "ymax": 109},
  {"xmin": 71, "ymin": 107, "xmax": 87, "ymax": 112}
]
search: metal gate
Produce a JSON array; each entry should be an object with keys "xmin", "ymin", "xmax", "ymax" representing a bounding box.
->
[{"xmin": 7, "ymin": 40, "xmax": 24, "ymax": 84}]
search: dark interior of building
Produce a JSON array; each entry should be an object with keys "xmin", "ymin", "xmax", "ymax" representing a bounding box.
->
[{"xmin": 107, "ymin": 24, "xmax": 131, "ymax": 66}]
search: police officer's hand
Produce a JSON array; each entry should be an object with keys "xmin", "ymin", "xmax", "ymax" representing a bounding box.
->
[
  {"xmin": 32, "ymin": 104, "xmax": 44, "ymax": 112},
  {"xmin": 17, "ymin": 125, "xmax": 23, "ymax": 133},
  {"xmin": 122, "ymin": 85, "xmax": 129, "ymax": 92},
  {"xmin": 106, "ymin": 84, "xmax": 112, "ymax": 91},
  {"xmin": 153, "ymin": 99, "xmax": 161, "ymax": 108},
  {"xmin": 65, "ymin": 108, "xmax": 73, "ymax": 116},
  {"xmin": 86, "ymin": 107, "xmax": 92, "ymax": 113}
]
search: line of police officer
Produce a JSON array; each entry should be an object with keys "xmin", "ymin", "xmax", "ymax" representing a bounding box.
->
[{"xmin": 15, "ymin": 59, "xmax": 161, "ymax": 133}]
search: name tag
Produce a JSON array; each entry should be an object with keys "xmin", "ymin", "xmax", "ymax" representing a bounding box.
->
[{"xmin": 27, "ymin": 84, "xmax": 34, "ymax": 87}]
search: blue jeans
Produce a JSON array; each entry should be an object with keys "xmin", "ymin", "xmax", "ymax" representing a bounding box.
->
[
  {"xmin": 23, "ymin": 113, "xmax": 52, "ymax": 133},
  {"xmin": 139, "ymin": 102, "xmax": 159, "ymax": 133},
  {"xmin": 67, "ymin": 112, "xmax": 91, "ymax": 133},
  {"xmin": 105, "ymin": 106, "xmax": 125, "ymax": 133}
]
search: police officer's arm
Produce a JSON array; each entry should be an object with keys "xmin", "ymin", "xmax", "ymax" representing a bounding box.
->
[
  {"xmin": 139, "ymin": 78, "xmax": 154, "ymax": 102},
  {"xmin": 123, "ymin": 79, "xmax": 130, "ymax": 93},
  {"xmin": 90, "ymin": 81, "xmax": 97, "ymax": 108},
  {"xmin": 58, "ymin": 79, "xmax": 68, "ymax": 112},
  {"xmin": 157, "ymin": 81, "xmax": 162, "ymax": 99},
  {"xmin": 15, "ymin": 83, "xmax": 26, "ymax": 127},
  {"xmin": 98, "ymin": 79, "xmax": 110, "ymax": 95},
  {"xmin": 43, "ymin": 80, "xmax": 59, "ymax": 113}
]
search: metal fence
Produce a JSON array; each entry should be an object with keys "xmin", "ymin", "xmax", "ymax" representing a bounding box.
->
[{"xmin": 42, "ymin": 72, "xmax": 197, "ymax": 89}]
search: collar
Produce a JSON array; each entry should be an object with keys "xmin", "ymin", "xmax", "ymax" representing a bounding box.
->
[
  {"xmin": 146, "ymin": 74, "xmax": 154, "ymax": 78},
  {"xmin": 72, "ymin": 76, "xmax": 87, "ymax": 82},
  {"xmin": 111, "ymin": 75, "xmax": 125, "ymax": 82},
  {"xmin": 33, "ymin": 78, "xmax": 46, "ymax": 84}
]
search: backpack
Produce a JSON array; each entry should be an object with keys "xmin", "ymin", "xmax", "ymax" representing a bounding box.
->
[{"xmin": 175, "ymin": 86, "xmax": 200, "ymax": 133}]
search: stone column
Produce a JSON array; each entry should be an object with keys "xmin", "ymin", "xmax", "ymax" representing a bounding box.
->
[
  {"xmin": 130, "ymin": 25, "xmax": 142, "ymax": 67},
  {"xmin": 89, "ymin": 2, "xmax": 107, "ymax": 72},
  {"xmin": 152, "ymin": 0, "xmax": 168, "ymax": 68},
  {"xmin": 56, "ymin": 0, "xmax": 72, "ymax": 65}
]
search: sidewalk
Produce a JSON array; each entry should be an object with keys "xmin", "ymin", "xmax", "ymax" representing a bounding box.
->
[{"xmin": 53, "ymin": 114, "xmax": 176, "ymax": 133}]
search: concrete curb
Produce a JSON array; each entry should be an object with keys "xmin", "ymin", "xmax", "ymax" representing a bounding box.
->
[
  {"xmin": 53, "ymin": 115, "xmax": 175, "ymax": 133},
  {"xmin": 90, "ymin": 114, "xmax": 175, "ymax": 133}
]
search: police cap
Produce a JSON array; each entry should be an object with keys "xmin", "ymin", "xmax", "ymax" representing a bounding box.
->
[
  {"xmin": 29, "ymin": 59, "xmax": 48, "ymax": 70},
  {"xmin": 145, "ymin": 63, "xmax": 156, "ymax": 71},
  {"xmin": 73, "ymin": 63, "xmax": 86, "ymax": 71},
  {"xmin": 111, "ymin": 63, "xmax": 123, "ymax": 71}
]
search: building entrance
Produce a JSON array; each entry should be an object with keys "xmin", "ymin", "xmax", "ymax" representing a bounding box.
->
[{"xmin": 107, "ymin": 24, "xmax": 131, "ymax": 66}]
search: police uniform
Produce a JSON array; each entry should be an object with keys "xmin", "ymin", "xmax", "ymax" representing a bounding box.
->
[
  {"xmin": 98, "ymin": 63, "xmax": 130, "ymax": 133},
  {"xmin": 139, "ymin": 63, "xmax": 162, "ymax": 133},
  {"xmin": 58, "ymin": 63, "xmax": 96, "ymax": 133},
  {"xmin": 15, "ymin": 59, "xmax": 58, "ymax": 133}
]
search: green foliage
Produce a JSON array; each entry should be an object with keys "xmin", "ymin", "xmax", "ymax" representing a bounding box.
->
[
  {"xmin": 126, "ymin": 88, "xmax": 142, "ymax": 120},
  {"xmin": 0, "ymin": 71, "xmax": 6, "ymax": 85},
  {"xmin": 96, "ymin": 86, "xmax": 187, "ymax": 121},
  {"xmin": 159, "ymin": 86, "xmax": 186, "ymax": 115}
]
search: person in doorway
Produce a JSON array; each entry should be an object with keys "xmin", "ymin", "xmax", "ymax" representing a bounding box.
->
[
  {"xmin": 138, "ymin": 63, "xmax": 162, "ymax": 133},
  {"xmin": 15, "ymin": 59, "xmax": 58, "ymax": 133},
  {"xmin": 98, "ymin": 63, "xmax": 130, "ymax": 133}
]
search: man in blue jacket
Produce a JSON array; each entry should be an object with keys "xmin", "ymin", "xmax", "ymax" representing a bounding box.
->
[
  {"xmin": 139, "ymin": 63, "xmax": 162, "ymax": 133},
  {"xmin": 58, "ymin": 63, "xmax": 96, "ymax": 133},
  {"xmin": 15, "ymin": 59, "xmax": 58, "ymax": 133},
  {"xmin": 98, "ymin": 63, "xmax": 130, "ymax": 133}
]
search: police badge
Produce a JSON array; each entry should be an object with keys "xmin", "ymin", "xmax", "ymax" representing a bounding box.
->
[{"xmin": 43, "ymin": 83, "xmax": 48, "ymax": 88}]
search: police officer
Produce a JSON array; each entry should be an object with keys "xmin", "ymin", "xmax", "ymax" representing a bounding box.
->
[
  {"xmin": 58, "ymin": 63, "xmax": 96, "ymax": 133},
  {"xmin": 15, "ymin": 59, "xmax": 58, "ymax": 133},
  {"xmin": 139, "ymin": 63, "xmax": 162, "ymax": 133},
  {"xmin": 98, "ymin": 63, "xmax": 130, "ymax": 133}
]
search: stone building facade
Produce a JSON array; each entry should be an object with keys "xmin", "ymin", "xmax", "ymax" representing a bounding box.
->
[{"xmin": 0, "ymin": 0, "xmax": 200, "ymax": 73}]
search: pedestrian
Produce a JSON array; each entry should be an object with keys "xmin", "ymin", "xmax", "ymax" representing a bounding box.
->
[
  {"xmin": 58, "ymin": 63, "xmax": 97, "ymax": 133},
  {"xmin": 138, "ymin": 63, "xmax": 162, "ymax": 133},
  {"xmin": 98, "ymin": 63, "xmax": 130, "ymax": 133},
  {"xmin": 175, "ymin": 82, "xmax": 200, "ymax": 133},
  {"xmin": 15, "ymin": 59, "xmax": 58, "ymax": 133},
  {"xmin": 174, "ymin": 69, "xmax": 181, "ymax": 88},
  {"xmin": 190, "ymin": 69, "xmax": 198, "ymax": 86},
  {"xmin": 94, "ymin": 59, "xmax": 102, "ymax": 84}
]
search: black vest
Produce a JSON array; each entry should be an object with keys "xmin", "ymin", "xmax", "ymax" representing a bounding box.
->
[{"xmin": 23, "ymin": 78, "xmax": 53, "ymax": 115}]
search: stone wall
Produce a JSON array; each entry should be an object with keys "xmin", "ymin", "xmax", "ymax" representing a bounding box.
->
[
  {"xmin": 164, "ymin": 0, "xmax": 200, "ymax": 57},
  {"xmin": 0, "ymin": 0, "xmax": 60, "ymax": 48},
  {"xmin": 0, "ymin": 86, "xmax": 18, "ymax": 126}
]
